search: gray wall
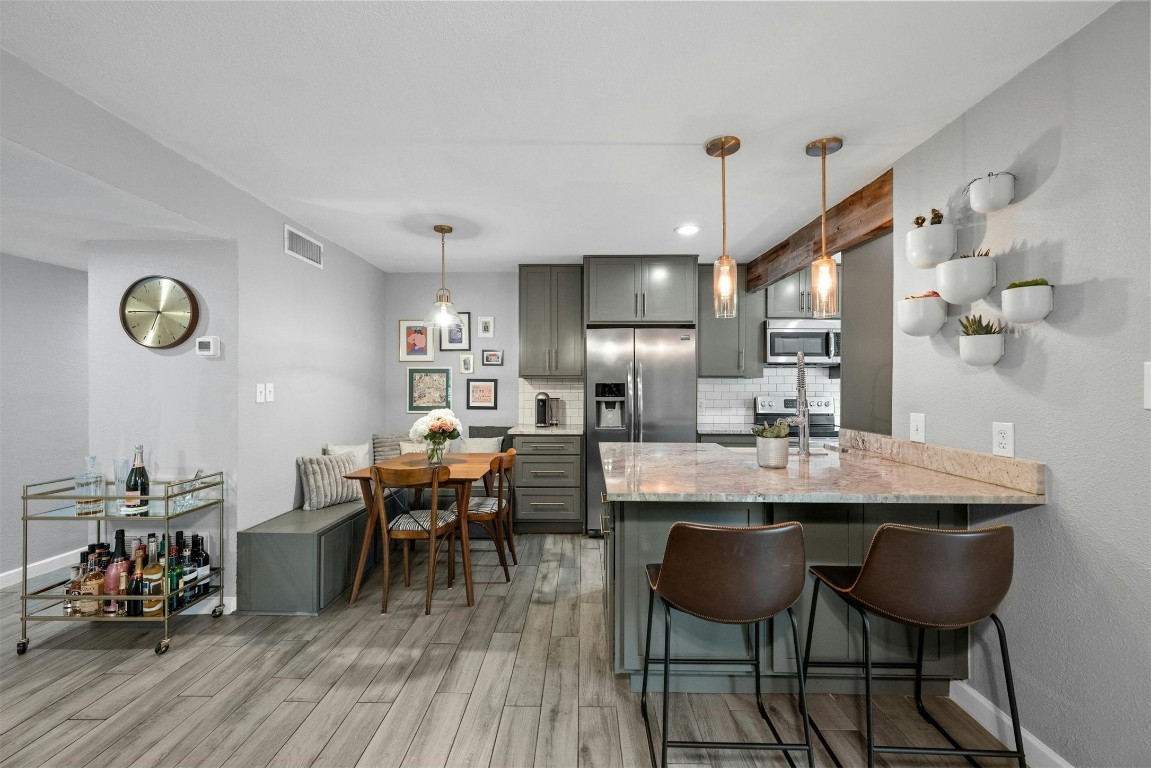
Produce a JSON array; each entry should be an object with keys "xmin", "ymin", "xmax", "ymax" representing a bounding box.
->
[
  {"xmin": 383, "ymin": 272, "xmax": 520, "ymax": 434},
  {"xmin": 0, "ymin": 254, "xmax": 90, "ymax": 573},
  {"xmin": 891, "ymin": 5, "xmax": 1150, "ymax": 765},
  {"xmin": 1, "ymin": 51, "xmax": 390, "ymax": 600},
  {"xmin": 840, "ymin": 232, "xmax": 892, "ymax": 435}
]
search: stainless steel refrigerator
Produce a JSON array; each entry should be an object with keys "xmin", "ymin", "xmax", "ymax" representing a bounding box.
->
[{"xmin": 584, "ymin": 327, "xmax": 697, "ymax": 534}]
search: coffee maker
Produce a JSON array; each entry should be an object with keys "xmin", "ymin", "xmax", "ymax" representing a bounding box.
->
[{"xmin": 535, "ymin": 393, "xmax": 560, "ymax": 427}]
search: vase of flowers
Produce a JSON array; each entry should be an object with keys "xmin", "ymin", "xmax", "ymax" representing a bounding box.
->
[{"xmin": 409, "ymin": 409, "xmax": 462, "ymax": 466}]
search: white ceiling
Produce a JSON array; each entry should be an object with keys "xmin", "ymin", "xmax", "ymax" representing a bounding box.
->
[{"xmin": 0, "ymin": 1, "xmax": 1109, "ymax": 273}]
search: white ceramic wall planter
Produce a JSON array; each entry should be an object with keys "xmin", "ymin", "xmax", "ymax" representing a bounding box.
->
[
  {"xmin": 897, "ymin": 297, "xmax": 948, "ymax": 336},
  {"xmin": 1001, "ymin": 284, "xmax": 1053, "ymax": 323},
  {"xmin": 967, "ymin": 173, "xmax": 1016, "ymax": 213},
  {"xmin": 906, "ymin": 224, "xmax": 957, "ymax": 268},
  {"xmin": 936, "ymin": 257, "xmax": 996, "ymax": 304},
  {"xmin": 959, "ymin": 334, "xmax": 1004, "ymax": 366}
]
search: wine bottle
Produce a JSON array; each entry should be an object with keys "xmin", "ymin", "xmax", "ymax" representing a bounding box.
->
[
  {"xmin": 142, "ymin": 544, "xmax": 165, "ymax": 617},
  {"xmin": 192, "ymin": 535, "xmax": 211, "ymax": 598},
  {"xmin": 116, "ymin": 572, "xmax": 129, "ymax": 617},
  {"xmin": 167, "ymin": 545, "xmax": 183, "ymax": 612},
  {"xmin": 123, "ymin": 444, "xmax": 150, "ymax": 516},
  {"xmin": 126, "ymin": 553, "xmax": 144, "ymax": 617},
  {"xmin": 103, "ymin": 530, "xmax": 132, "ymax": 616}
]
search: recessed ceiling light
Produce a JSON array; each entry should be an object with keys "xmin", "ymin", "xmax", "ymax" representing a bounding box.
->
[{"xmin": 675, "ymin": 224, "xmax": 701, "ymax": 236}]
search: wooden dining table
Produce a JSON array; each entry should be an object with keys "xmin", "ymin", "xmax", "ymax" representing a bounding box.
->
[{"xmin": 345, "ymin": 451, "xmax": 500, "ymax": 608}]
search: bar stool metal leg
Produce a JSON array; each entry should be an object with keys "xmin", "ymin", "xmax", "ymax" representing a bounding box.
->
[
  {"xmin": 992, "ymin": 614, "xmax": 1028, "ymax": 768},
  {"xmin": 787, "ymin": 607, "xmax": 816, "ymax": 768},
  {"xmin": 859, "ymin": 609, "xmax": 875, "ymax": 768},
  {"xmin": 661, "ymin": 602, "xmax": 672, "ymax": 768}
]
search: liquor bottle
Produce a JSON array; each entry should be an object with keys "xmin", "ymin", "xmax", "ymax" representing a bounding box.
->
[
  {"xmin": 175, "ymin": 531, "xmax": 185, "ymax": 562},
  {"xmin": 123, "ymin": 444, "xmax": 150, "ymax": 516},
  {"xmin": 75, "ymin": 456, "xmax": 104, "ymax": 516},
  {"xmin": 78, "ymin": 553, "xmax": 103, "ymax": 616},
  {"xmin": 126, "ymin": 553, "xmax": 144, "ymax": 617},
  {"xmin": 142, "ymin": 540, "xmax": 166, "ymax": 617},
  {"xmin": 167, "ymin": 545, "xmax": 183, "ymax": 612},
  {"xmin": 64, "ymin": 565, "xmax": 82, "ymax": 615},
  {"xmin": 96, "ymin": 542, "xmax": 111, "ymax": 573},
  {"xmin": 180, "ymin": 547, "xmax": 195, "ymax": 604},
  {"xmin": 191, "ymin": 535, "xmax": 211, "ymax": 598},
  {"xmin": 103, "ymin": 530, "xmax": 132, "ymax": 616},
  {"xmin": 116, "ymin": 572, "xmax": 129, "ymax": 616},
  {"xmin": 145, "ymin": 533, "xmax": 157, "ymax": 566}
]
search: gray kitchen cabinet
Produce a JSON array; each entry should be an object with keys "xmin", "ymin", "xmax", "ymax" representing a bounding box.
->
[
  {"xmin": 697, "ymin": 433, "xmax": 755, "ymax": 448},
  {"xmin": 585, "ymin": 255, "xmax": 697, "ymax": 324},
  {"xmin": 512, "ymin": 434, "xmax": 584, "ymax": 527},
  {"xmin": 696, "ymin": 264, "xmax": 765, "ymax": 376},
  {"xmin": 519, "ymin": 265, "xmax": 583, "ymax": 377},
  {"xmin": 766, "ymin": 264, "xmax": 842, "ymax": 319}
]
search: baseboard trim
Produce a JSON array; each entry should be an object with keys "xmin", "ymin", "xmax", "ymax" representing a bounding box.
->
[
  {"xmin": 180, "ymin": 596, "xmax": 236, "ymax": 616},
  {"xmin": 0, "ymin": 548, "xmax": 85, "ymax": 589},
  {"xmin": 949, "ymin": 681, "xmax": 1074, "ymax": 768}
]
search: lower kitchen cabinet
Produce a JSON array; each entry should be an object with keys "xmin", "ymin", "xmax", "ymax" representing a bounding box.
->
[
  {"xmin": 697, "ymin": 433, "xmax": 755, "ymax": 448},
  {"xmin": 512, "ymin": 434, "xmax": 584, "ymax": 531}
]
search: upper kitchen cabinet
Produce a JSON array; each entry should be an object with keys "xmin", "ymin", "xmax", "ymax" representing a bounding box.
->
[
  {"xmin": 766, "ymin": 263, "xmax": 843, "ymax": 318},
  {"xmin": 519, "ymin": 265, "xmax": 584, "ymax": 377},
  {"xmin": 584, "ymin": 255, "xmax": 697, "ymax": 324},
  {"xmin": 697, "ymin": 264, "xmax": 765, "ymax": 377}
]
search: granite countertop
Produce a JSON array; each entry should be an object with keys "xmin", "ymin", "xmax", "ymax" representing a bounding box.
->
[
  {"xmin": 508, "ymin": 424, "xmax": 584, "ymax": 436},
  {"xmin": 598, "ymin": 442, "xmax": 1046, "ymax": 506}
]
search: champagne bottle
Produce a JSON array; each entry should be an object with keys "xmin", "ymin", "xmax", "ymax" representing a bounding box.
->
[
  {"xmin": 126, "ymin": 553, "xmax": 144, "ymax": 617},
  {"xmin": 103, "ymin": 530, "xmax": 132, "ymax": 616},
  {"xmin": 123, "ymin": 445, "xmax": 150, "ymax": 516}
]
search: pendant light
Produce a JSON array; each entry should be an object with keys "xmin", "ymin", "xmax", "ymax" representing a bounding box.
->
[
  {"xmin": 706, "ymin": 135, "xmax": 740, "ymax": 319},
  {"xmin": 424, "ymin": 224, "xmax": 464, "ymax": 329},
  {"xmin": 806, "ymin": 137, "xmax": 842, "ymax": 318}
]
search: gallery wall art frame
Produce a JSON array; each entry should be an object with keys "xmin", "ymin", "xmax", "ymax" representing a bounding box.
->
[
  {"xmin": 438, "ymin": 311, "xmax": 471, "ymax": 352},
  {"xmin": 399, "ymin": 320, "xmax": 434, "ymax": 362},
  {"xmin": 477, "ymin": 316, "xmax": 495, "ymax": 337},
  {"xmin": 481, "ymin": 349, "xmax": 504, "ymax": 366},
  {"xmin": 407, "ymin": 367, "xmax": 452, "ymax": 412},
  {"xmin": 466, "ymin": 378, "xmax": 498, "ymax": 409},
  {"xmin": 460, "ymin": 354, "xmax": 475, "ymax": 374}
]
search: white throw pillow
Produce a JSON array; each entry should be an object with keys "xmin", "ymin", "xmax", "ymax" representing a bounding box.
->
[
  {"xmin": 398, "ymin": 440, "xmax": 425, "ymax": 455},
  {"xmin": 457, "ymin": 436, "xmax": 504, "ymax": 453},
  {"xmin": 297, "ymin": 453, "xmax": 360, "ymax": 511},
  {"xmin": 323, "ymin": 441, "xmax": 372, "ymax": 470}
]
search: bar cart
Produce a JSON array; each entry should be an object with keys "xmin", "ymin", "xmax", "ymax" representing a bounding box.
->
[{"xmin": 18, "ymin": 471, "xmax": 225, "ymax": 655}]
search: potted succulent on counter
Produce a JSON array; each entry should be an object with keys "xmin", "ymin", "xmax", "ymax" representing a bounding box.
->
[
  {"xmin": 965, "ymin": 171, "xmax": 1017, "ymax": 213},
  {"xmin": 936, "ymin": 248, "xmax": 996, "ymax": 304},
  {"xmin": 753, "ymin": 419, "xmax": 791, "ymax": 469},
  {"xmin": 958, "ymin": 314, "xmax": 1006, "ymax": 366},
  {"xmin": 906, "ymin": 208, "xmax": 956, "ymax": 268},
  {"xmin": 897, "ymin": 289, "xmax": 948, "ymax": 336},
  {"xmin": 1001, "ymin": 278, "xmax": 1052, "ymax": 323}
]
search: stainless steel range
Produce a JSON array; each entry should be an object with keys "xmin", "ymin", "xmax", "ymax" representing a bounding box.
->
[{"xmin": 754, "ymin": 396, "xmax": 838, "ymax": 443}]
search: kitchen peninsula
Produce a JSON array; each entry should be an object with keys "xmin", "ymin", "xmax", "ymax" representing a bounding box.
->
[{"xmin": 599, "ymin": 434, "xmax": 1045, "ymax": 694}]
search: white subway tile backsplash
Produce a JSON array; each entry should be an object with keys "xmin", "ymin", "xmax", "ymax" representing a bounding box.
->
[{"xmin": 697, "ymin": 367, "xmax": 840, "ymax": 420}]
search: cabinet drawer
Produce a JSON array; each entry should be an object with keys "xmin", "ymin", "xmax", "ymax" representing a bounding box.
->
[
  {"xmin": 516, "ymin": 487, "xmax": 583, "ymax": 521},
  {"xmin": 512, "ymin": 436, "xmax": 582, "ymax": 455},
  {"xmin": 516, "ymin": 455, "xmax": 581, "ymax": 486}
]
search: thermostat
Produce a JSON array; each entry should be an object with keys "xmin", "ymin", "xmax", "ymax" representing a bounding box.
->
[{"xmin": 195, "ymin": 336, "xmax": 220, "ymax": 358}]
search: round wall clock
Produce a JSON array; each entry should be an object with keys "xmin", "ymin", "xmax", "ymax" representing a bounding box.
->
[{"xmin": 119, "ymin": 275, "xmax": 200, "ymax": 349}]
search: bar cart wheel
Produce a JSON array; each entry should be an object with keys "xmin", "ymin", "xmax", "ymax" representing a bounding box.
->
[
  {"xmin": 16, "ymin": 640, "xmax": 28, "ymax": 655},
  {"xmin": 211, "ymin": 606, "xmax": 224, "ymax": 618},
  {"xmin": 154, "ymin": 639, "xmax": 170, "ymax": 655}
]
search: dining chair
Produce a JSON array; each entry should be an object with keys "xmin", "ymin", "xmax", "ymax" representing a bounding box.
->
[
  {"xmin": 450, "ymin": 448, "xmax": 517, "ymax": 581},
  {"xmin": 371, "ymin": 463, "xmax": 460, "ymax": 615}
]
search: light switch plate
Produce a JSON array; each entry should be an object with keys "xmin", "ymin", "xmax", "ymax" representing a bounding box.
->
[
  {"xmin": 265, "ymin": 383, "xmax": 275, "ymax": 402},
  {"xmin": 910, "ymin": 413, "xmax": 925, "ymax": 443},
  {"xmin": 993, "ymin": 422, "xmax": 1015, "ymax": 457},
  {"xmin": 255, "ymin": 383, "xmax": 265, "ymax": 403}
]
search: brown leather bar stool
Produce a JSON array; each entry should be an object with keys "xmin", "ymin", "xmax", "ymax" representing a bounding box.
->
[
  {"xmin": 640, "ymin": 522, "xmax": 814, "ymax": 768},
  {"xmin": 803, "ymin": 523, "xmax": 1026, "ymax": 768}
]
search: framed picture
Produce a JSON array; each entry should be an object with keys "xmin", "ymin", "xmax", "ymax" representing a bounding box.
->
[
  {"xmin": 466, "ymin": 379, "xmax": 498, "ymax": 409},
  {"xmin": 459, "ymin": 354, "xmax": 474, "ymax": 374},
  {"xmin": 477, "ymin": 316, "xmax": 495, "ymax": 338},
  {"xmin": 407, "ymin": 368, "xmax": 451, "ymax": 412},
  {"xmin": 399, "ymin": 320, "xmax": 434, "ymax": 362},
  {"xmin": 438, "ymin": 311, "xmax": 471, "ymax": 351},
  {"xmin": 481, "ymin": 349, "xmax": 504, "ymax": 366}
]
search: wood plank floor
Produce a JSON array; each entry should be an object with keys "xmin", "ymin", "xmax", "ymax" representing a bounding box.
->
[{"xmin": 0, "ymin": 535, "xmax": 1015, "ymax": 768}]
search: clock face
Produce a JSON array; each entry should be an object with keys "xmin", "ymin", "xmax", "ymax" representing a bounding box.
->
[{"xmin": 119, "ymin": 276, "xmax": 199, "ymax": 349}]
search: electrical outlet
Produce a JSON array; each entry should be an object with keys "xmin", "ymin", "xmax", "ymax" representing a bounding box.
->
[
  {"xmin": 265, "ymin": 383, "xmax": 275, "ymax": 402},
  {"xmin": 255, "ymin": 383, "xmax": 265, "ymax": 403},
  {"xmin": 993, "ymin": 422, "xmax": 1015, "ymax": 457},
  {"xmin": 910, "ymin": 413, "xmax": 925, "ymax": 443}
]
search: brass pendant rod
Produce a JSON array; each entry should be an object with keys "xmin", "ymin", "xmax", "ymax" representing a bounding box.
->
[
  {"xmin": 440, "ymin": 231, "xmax": 447, "ymax": 291},
  {"xmin": 721, "ymin": 143, "xmax": 728, "ymax": 257},
  {"xmin": 820, "ymin": 140, "xmax": 828, "ymax": 259}
]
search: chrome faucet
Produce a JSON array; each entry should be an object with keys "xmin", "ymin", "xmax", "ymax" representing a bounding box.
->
[{"xmin": 790, "ymin": 351, "xmax": 811, "ymax": 457}]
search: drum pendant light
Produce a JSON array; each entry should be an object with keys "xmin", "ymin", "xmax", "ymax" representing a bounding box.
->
[
  {"xmin": 706, "ymin": 135, "xmax": 741, "ymax": 319},
  {"xmin": 806, "ymin": 137, "xmax": 843, "ymax": 318},
  {"xmin": 424, "ymin": 224, "xmax": 464, "ymax": 329}
]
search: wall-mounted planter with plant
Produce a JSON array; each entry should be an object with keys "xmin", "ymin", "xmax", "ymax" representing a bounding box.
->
[
  {"xmin": 965, "ymin": 172, "xmax": 1016, "ymax": 214},
  {"xmin": 936, "ymin": 249, "xmax": 996, "ymax": 304},
  {"xmin": 958, "ymin": 314, "xmax": 1005, "ymax": 366},
  {"xmin": 1001, "ymin": 278, "xmax": 1052, "ymax": 324},
  {"xmin": 906, "ymin": 208, "xmax": 956, "ymax": 268},
  {"xmin": 897, "ymin": 291, "xmax": 948, "ymax": 336}
]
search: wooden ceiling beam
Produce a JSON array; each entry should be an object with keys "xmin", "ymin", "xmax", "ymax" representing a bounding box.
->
[{"xmin": 745, "ymin": 168, "xmax": 893, "ymax": 293}]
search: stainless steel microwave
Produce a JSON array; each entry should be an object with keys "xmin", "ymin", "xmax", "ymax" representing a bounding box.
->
[{"xmin": 764, "ymin": 319, "xmax": 841, "ymax": 366}]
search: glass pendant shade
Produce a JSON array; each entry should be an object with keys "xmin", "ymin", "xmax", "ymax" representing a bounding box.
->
[
  {"xmin": 810, "ymin": 255, "xmax": 838, "ymax": 318},
  {"xmin": 713, "ymin": 254, "xmax": 737, "ymax": 318},
  {"xmin": 425, "ymin": 289, "xmax": 463, "ymax": 329}
]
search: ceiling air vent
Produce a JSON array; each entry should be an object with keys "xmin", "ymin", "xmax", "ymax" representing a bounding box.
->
[{"xmin": 284, "ymin": 225, "xmax": 323, "ymax": 268}]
